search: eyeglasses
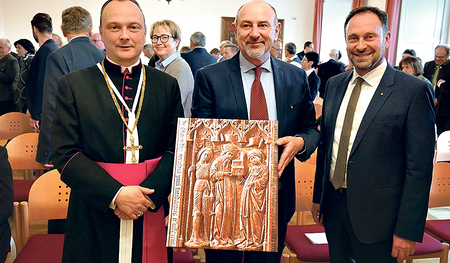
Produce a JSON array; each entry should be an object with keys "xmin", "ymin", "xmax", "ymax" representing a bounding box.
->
[
  {"xmin": 271, "ymin": 46, "xmax": 281, "ymax": 53},
  {"xmin": 151, "ymin": 34, "xmax": 174, "ymax": 44}
]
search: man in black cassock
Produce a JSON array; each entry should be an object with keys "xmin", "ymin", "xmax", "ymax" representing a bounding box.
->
[{"xmin": 51, "ymin": 1, "xmax": 183, "ymax": 262}]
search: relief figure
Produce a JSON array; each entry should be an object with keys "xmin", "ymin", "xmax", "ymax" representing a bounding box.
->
[
  {"xmin": 234, "ymin": 149, "xmax": 269, "ymax": 250},
  {"xmin": 185, "ymin": 147, "xmax": 214, "ymax": 247},
  {"xmin": 210, "ymin": 144, "xmax": 241, "ymax": 248}
]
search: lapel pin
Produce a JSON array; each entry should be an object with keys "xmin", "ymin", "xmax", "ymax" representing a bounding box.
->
[{"xmin": 381, "ymin": 93, "xmax": 384, "ymax": 96}]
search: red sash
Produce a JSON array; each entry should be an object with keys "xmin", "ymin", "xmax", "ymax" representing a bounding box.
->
[{"xmin": 97, "ymin": 157, "xmax": 167, "ymax": 263}]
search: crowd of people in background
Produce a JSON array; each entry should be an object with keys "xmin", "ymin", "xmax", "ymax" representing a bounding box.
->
[{"xmin": 0, "ymin": 0, "xmax": 449, "ymax": 262}]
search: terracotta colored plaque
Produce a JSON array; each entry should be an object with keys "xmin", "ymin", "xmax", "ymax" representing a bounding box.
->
[{"xmin": 167, "ymin": 118, "xmax": 279, "ymax": 252}]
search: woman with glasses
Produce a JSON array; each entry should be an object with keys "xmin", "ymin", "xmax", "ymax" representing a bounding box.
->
[{"xmin": 150, "ymin": 20, "xmax": 194, "ymax": 117}]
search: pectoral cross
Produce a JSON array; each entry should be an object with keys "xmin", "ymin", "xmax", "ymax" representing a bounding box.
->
[{"xmin": 123, "ymin": 135, "xmax": 143, "ymax": 163}]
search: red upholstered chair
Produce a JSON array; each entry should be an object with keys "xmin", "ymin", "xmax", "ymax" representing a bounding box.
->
[
  {"xmin": 173, "ymin": 248, "xmax": 194, "ymax": 263},
  {"xmin": 11, "ymin": 179, "xmax": 34, "ymax": 252},
  {"xmin": 14, "ymin": 169, "xmax": 69, "ymax": 263},
  {"xmin": 425, "ymin": 162, "xmax": 450, "ymax": 250},
  {"xmin": 399, "ymin": 162, "xmax": 450, "ymax": 263},
  {"xmin": 284, "ymin": 164, "xmax": 329, "ymax": 263}
]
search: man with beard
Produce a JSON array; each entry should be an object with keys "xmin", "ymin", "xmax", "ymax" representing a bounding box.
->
[
  {"xmin": 312, "ymin": 6, "xmax": 435, "ymax": 262},
  {"xmin": 191, "ymin": 1, "xmax": 320, "ymax": 262},
  {"xmin": 26, "ymin": 13, "xmax": 58, "ymax": 130}
]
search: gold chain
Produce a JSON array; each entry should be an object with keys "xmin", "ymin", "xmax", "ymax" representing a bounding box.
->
[{"xmin": 101, "ymin": 61, "xmax": 146, "ymax": 136}]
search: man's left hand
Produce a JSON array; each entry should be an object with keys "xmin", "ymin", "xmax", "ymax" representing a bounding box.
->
[
  {"xmin": 391, "ymin": 234, "xmax": 416, "ymax": 260},
  {"xmin": 275, "ymin": 136, "xmax": 305, "ymax": 177}
]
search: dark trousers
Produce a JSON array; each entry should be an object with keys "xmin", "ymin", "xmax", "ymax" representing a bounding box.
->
[
  {"xmin": 436, "ymin": 116, "xmax": 450, "ymax": 135},
  {"xmin": 204, "ymin": 189, "xmax": 289, "ymax": 263},
  {"xmin": 322, "ymin": 185, "xmax": 397, "ymax": 263}
]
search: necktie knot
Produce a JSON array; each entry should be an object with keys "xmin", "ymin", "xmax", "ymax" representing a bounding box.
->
[
  {"xmin": 355, "ymin": 77, "xmax": 364, "ymax": 87},
  {"xmin": 254, "ymin": 67, "xmax": 263, "ymax": 78}
]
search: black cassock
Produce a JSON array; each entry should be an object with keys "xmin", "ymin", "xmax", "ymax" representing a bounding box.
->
[{"xmin": 52, "ymin": 59, "xmax": 183, "ymax": 263}]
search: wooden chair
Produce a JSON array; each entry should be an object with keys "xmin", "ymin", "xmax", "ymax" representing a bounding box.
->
[
  {"xmin": 425, "ymin": 162, "xmax": 450, "ymax": 245},
  {"xmin": 0, "ymin": 112, "xmax": 35, "ymax": 142},
  {"xmin": 13, "ymin": 169, "xmax": 69, "ymax": 263},
  {"xmin": 399, "ymin": 162, "xmax": 450, "ymax": 263},
  {"xmin": 284, "ymin": 163, "xmax": 329, "ymax": 263},
  {"xmin": 5, "ymin": 133, "xmax": 46, "ymax": 179},
  {"xmin": 314, "ymin": 103, "xmax": 322, "ymax": 120}
]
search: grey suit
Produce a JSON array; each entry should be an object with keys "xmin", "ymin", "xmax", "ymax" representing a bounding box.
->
[
  {"xmin": 0, "ymin": 53, "xmax": 19, "ymax": 114},
  {"xmin": 37, "ymin": 36, "xmax": 105, "ymax": 164}
]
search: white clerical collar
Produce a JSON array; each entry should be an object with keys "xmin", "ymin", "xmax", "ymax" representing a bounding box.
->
[
  {"xmin": 305, "ymin": 68, "xmax": 314, "ymax": 76},
  {"xmin": 106, "ymin": 56, "xmax": 141, "ymax": 74},
  {"xmin": 351, "ymin": 59, "xmax": 387, "ymax": 87},
  {"xmin": 239, "ymin": 52, "xmax": 272, "ymax": 74}
]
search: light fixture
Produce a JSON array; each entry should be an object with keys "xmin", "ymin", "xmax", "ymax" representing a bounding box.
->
[{"xmin": 158, "ymin": 0, "xmax": 184, "ymax": 4}]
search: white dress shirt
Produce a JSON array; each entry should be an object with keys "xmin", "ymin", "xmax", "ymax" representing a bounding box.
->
[
  {"xmin": 329, "ymin": 59, "xmax": 387, "ymax": 187},
  {"xmin": 238, "ymin": 52, "xmax": 278, "ymax": 121}
]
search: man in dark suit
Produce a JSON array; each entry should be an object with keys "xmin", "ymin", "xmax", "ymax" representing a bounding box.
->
[
  {"xmin": 301, "ymin": 51, "xmax": 321, "ymax": 100},
  {"xmin": 191, "ymin": 1, "xmax": 320, "ymax": 262},
  {"xmin": 312, "ymin": 6, "xmax": 435, "ymax": 263},
  {"xmin": 296, "ymin": 41, "xmax": 313, "ymax": 61},
  {"xmin": 181, "ymin": 31, "xmax": 216, "ymax": 77},
  {"xmin": 0, "ymin": 146, "xmax": 13, "ymax": 263},
  {"xmin": 51, "ymin": 1, "xmax": 183, "ymax": 262},
  {"xmin": 26, "ymin": 13, "xmax": 59, "ymax": 130},
  {"xmin": 37, "ymin": 6, "xmax": 105, "ymax": 166},
  {"xmin": 317, "ymin": 49, "xmax": 345, "ymax": 98},
  {"xmin": 423, "ymin": 44, "xmax": 450, "ymax": 135}
]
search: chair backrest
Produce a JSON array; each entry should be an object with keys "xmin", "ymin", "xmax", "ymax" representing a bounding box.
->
[
  {"xmin": 0, "ymin": 112, "xmax": 35, "ymax": 140},
  {"xmin": 5, "ymin": 133, "xmax": 43, "ymax": 170},
  {"xmin": 436, "ymin": 130, "xmax": 450, "ymax": 152},
  {"xmin": 428, "ymin": 162, "xmax": 450, "ymax": 208},
  {"xmin": 314, "ymin": 103, "xmax": 323, "ymax": 120},
  {"xmin": 27, "ymin": 169, "xmax": 70, "ymax": 222},
  {"xmin": 295, "ymin": 164, "xmax": 316, "ymax": 212}
]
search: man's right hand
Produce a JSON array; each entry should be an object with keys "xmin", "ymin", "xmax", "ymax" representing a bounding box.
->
[
  {"xmin": 29, "ymin": 118, "xmax": 39, "ymax": 131},
  {"xmin": 114, "ymin": 186, "xmax": 154, "ymax": 220},
  {"xmin": 311, "ymin": 203, "xmax": 323, "ymax": 226}
]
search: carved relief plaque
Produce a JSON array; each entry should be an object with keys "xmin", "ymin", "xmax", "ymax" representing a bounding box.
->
[{"xmin": 167, "ymin": 118, "xmax": 279, "ymax": 252}]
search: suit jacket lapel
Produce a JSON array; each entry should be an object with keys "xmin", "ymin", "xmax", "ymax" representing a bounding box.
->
[
  {"xmin": 327, "ymin": 72, "xmax": 353, "ymax": 136},
  {"xmin": 350, "ymin": 65, "xmax": 394, "ymax": 156},
  {"xmin": 271, "ymin": 58, "xmax": 285, "ymax": 121},
  {"xmin": 228, "ymin": 54, "xmax": 248, "ymax": 119}
]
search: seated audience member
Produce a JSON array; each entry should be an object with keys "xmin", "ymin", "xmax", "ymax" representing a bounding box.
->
[
  {"xmin": 52, "ymin": 33, "xmax": 63, "ymax": 48},
  {"xmin": 0, "ymin": 146, "xmax": 13, "ymax": 263},
  {"xmin": 151, "ymin": 19, "xmax": 194, "ymax": 117},
  {"xmin": 301, "ymin": 51, "xmax": 321, "ymax": 100},
  {"xmin": 90, "ymin": 32, "xmax": 105, "ymax": 50},
  {"xmin": 222, "ymin": 44, "xmax": 238, "ymax": 60},
  {"xmin": 284, "ymin": 42, "xmax": 302, "ymax": 67},
  {"xmin": 297, "ymin": 40, "xmax": 314, "ymax": 61},
  {"xmin": 270, "ymin": 38, "xmax": 282, "ymax": 59},
  {"xmin": 180, "ymin": 46, "xmax": 191, "ymax": 53},
  {"xmin": 14, "ymin": 39, "xmax": 35, "ymax": 113},
  {"xmin": 0, "ymin": 38, "xmax": 19, "ymax": 115},
  {"xmin": 400, "ymin": 56, "xmax": 432, "ymax": 85},
  {"xmin": 210, "ymin": 48, "xmax": 221, "ymax": 60},
  {"xmin": 181, "ymin": 31, "xmax": 217, "ymax": 76}
]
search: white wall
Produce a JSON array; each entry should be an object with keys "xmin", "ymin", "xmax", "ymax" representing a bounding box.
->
[{"xmin": 0, "ymin": 0, "xmax": 316, "ymax": 57}]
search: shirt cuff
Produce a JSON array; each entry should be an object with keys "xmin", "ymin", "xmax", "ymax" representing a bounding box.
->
[{"xmin": 109, "ymin": 186, "xmax": 124, "ymax": 210}]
